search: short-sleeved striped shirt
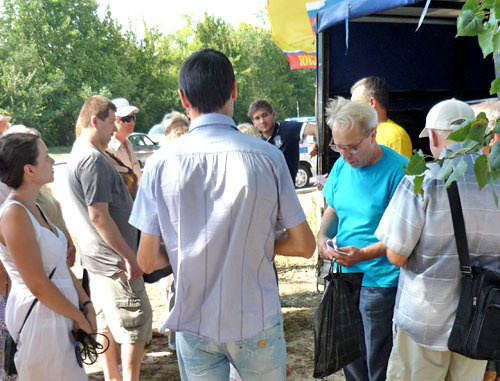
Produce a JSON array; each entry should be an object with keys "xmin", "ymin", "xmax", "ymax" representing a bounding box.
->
[
  {"xmin": 129, "ymin": 113, "xmax": 306, "ymax": 343},
  {"xmin": 375, "ymin": 144, "xmax": 500, "ymax": 350}
]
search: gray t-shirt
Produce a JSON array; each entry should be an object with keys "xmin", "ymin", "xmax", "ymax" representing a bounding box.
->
[{"xmin": 67, "ymin": 141, "xmax": 137, "ymax": 276}]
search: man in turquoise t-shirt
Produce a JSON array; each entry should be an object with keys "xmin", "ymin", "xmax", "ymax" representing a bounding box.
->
[{"xmin": 318, "ymin": 97, "xmax": 408, "ymax": 381}]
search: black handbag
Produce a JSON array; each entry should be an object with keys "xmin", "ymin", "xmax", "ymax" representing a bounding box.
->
[
  {"xmin": 313, "ymin": 263, "xmax": 363, "ymax": 378},
  {"xmin": 446, "ymin": 181, "xmax": 500, "ymax": 360},
  {"xmin": 2, "ymin": 267, "xmax": 57, "ymax": 375}
]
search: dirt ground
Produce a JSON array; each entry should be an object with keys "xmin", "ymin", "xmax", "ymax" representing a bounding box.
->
[{"xmin": 84, "ymin": 191, "xmax": 345, "ymax": 381}]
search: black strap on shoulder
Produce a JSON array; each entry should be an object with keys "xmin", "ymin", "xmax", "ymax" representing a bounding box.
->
[
  {"xmin": 446, "ymin": 181, "xmax": 472, "ymax": 277},
  {"xmin": 35, "ymin": 204, "xmax": 56, "ymax": 235},
  {"xmin": 18, "ymin": 266, "xmax": 57, "ymax": 337}
]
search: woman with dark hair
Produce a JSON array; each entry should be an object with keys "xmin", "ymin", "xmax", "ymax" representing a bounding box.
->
[{"xmin": 0, "ymin": 133, "xmax": 96, "ymax": 380}]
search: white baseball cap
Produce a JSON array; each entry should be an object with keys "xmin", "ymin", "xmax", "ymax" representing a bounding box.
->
[
  {"xmin": 419, "ymin": 99, "xmax": 475, "ymax": 138},
  {"xmin": 0, "ymin": 114, "xmax": 12, "ymax": 123},
  {"xmin": 112, "ymin": 98, "xmax": 139, "ymax": 118}
]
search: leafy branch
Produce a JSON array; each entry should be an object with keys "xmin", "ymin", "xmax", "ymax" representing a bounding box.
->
[
  {"xmin": 405, "ymin": 112, "xmax": 500, "ymax": 205},
  {"xmin": 456, "ymin": 0, "xmax": 500, "ymax": 94}
]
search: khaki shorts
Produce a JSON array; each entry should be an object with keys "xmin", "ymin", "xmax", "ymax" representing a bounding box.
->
[
  {"xmin": 387, "ymin": 325, "xmax": 487, "ymax": 381},
  {"xmin": 88, "ymin": 271, "xmax": 152, "ymax": 344}
]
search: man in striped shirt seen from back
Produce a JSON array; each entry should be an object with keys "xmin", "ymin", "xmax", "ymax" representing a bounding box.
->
[
  {"xmin": 375, "ymin": 99, "xmax": 500, "ymax": 380},
  {"xmin": 129, "ymin": 49, "xmax": 316, "ymax": 380}
]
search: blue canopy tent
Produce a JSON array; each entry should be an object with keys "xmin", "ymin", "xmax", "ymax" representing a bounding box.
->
[
  {"xmin": 315, "ymin": 0, "xmax": 496, "ymax": 173},
  {"xmin": 311, "ymin": 0, "xmax": 422, "ymax": 34}
]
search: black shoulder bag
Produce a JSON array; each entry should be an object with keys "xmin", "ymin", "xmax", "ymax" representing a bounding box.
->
[
  {"xmin": 446, "ymin": 181, "xmax": 500, "ymax": 360},
  {"xmin": 2, "ymin": 267, "xmax": 56, "ymax": 375}
]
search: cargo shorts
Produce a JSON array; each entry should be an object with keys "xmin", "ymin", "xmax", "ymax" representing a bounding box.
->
[{"xmin": 88, "ymin": 271, "xmax": 152, "ymax": 344}]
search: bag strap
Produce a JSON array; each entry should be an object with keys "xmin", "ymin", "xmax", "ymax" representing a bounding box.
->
[
  {"xmin": 105, "ymin": 150, "xmax": 135, "ymax": 174},
  {"xmin": 18, "ymin": 266, "xmax": 57, "ymax": 337},
  {"xmin": 446, "ymin": 181, "xmax": 472, "ymax": 277},
  {"xmin": 329, "ymin": 261, "xmax": 343, "ymax": 276},
  {"xmin": 35, "ymin": 204, "xmax": 56, "ymax": 235}
]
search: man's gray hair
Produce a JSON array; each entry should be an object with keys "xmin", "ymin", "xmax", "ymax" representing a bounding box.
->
[{"xmin": 325, "ymin": 97, "xmax": 378, "ymax": 134}]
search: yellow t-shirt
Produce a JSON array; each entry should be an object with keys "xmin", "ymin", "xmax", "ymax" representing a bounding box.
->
[{"xmin": 376, "ymin": 119, "xmax": 412, "ymax": 158}]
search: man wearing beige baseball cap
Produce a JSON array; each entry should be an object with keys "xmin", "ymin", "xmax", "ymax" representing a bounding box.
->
[
  {"xmin": 0, "ymin": 114, "xmax": 12, "ymax": 136},
  {"xmin": 375, "ymin": 98, "xmax": 497, "ymax": 380},
  {"xmin": 418, "ymin": 98, "xmax": 475, "ymax": 157}
]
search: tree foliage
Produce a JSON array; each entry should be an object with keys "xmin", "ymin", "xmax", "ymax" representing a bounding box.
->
[
  {"xmin": 456, "ymin": 0, "xmax": 500, "ymax": 93},
  {"xmin": 0, "ymin": 0, "xmax": 315, "ymax": 146},
  {"xmin": 406, "ymin": 113, "xmax": 500, "ymax": 205}
]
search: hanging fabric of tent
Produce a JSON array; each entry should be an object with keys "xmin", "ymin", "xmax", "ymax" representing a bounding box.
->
[{"xmin": 310, "ymin": 0, "xmax": 422, "ymax": 33}]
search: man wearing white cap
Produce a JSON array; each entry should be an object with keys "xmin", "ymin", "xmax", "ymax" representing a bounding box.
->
[
  {"xmin": 107, "ymin": 98, "xmax": 142, "ymax": 182},
  {"xmin": 0, "ymin": 114, "xmax": 12, "ymax": 136},
  {"xmin": 375, "ymin": 99, "xmax": 500, "ymax": 380}
]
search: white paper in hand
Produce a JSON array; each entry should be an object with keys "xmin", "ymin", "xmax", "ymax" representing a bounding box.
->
[
  {"xmin": 315, "ymin": 175, "xmax": 327, "ymax": 186},
  {"xmin": 326, "ymin": 239, "xmax": 348, "ymax": 255}
]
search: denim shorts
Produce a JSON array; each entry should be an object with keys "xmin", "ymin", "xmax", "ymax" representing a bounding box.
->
[
  {"xmin": 88, "ymin": 271, "xmax": 152, "ymax": 344},
  {"xmin": 176, "ymin": 313, "xmax": 286, "ymax": 381}
]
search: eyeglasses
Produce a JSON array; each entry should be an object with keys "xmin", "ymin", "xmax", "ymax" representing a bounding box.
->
[
  {"xmin": 119, "ymin": 114, "xmax": 136, "ymax": 123},
  {"xmin": 72, "ymin": 329, "xmax": 110, "ymax": 367},
  {"xmin": 329, "ymin": 134, "xmax": 368, "ymax": 154}
]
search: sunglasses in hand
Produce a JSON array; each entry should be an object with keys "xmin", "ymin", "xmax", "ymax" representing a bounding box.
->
[{"xmin": 72, "ymin": 329, "xmax": 110, "ymax": 367}]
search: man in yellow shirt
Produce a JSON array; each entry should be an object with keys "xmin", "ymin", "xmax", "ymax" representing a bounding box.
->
[{"xmin": 351, "ymin": 76, "xmax": 412, "ymax": 158}]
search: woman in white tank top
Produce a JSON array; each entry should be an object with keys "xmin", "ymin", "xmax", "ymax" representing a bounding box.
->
[{"xmin": 0, "ymin": 133, "xmax": 96, "ymax": 380}]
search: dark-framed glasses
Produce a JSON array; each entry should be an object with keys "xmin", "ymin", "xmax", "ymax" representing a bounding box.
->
[
  {"xmin": 119, "ymin": 114, "xmax": 136, "ymax": 123},
  {"xmin": 72, "ymin": 329, "xmax": 110, "ymax": 367},
  {"xmin": 329, "ymin": 133, "xmax": 368, "ymax": 154}
]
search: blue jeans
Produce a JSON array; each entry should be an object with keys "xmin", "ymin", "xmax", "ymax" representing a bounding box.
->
[
  {"xmin": 344, "ymin": 286, "xmax": 397, "ymax": 381},
  {"xmin": 176, "ymin": 314, "xmax": 286, "ymax": 381}
]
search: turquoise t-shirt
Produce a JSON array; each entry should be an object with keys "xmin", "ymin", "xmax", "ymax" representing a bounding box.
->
[{"xmin": 322, "ymin": 145, "xmax": 408, "ymax": 287}]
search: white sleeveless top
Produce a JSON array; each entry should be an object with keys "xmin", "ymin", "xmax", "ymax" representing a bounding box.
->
[{"xmin": 0, "ymin": 200, "xmax": 87, "ymax": 380}]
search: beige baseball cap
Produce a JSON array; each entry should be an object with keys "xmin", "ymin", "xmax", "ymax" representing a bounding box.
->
[{"xmin": 419, "ymin": 99, "xmax": 475, "ymax": 138}]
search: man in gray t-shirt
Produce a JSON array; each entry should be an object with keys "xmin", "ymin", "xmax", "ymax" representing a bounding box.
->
[
  {"xmin": 68, "ymin": 143, "xmax": 137, "ymax": 275},
  {"xmin": 67, "ymin": 95, "xmax": 151, "ymax": 381}
]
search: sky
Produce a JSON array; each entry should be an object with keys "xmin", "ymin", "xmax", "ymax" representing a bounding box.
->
[{"xmin": 97, "ymin": 0, "xmax": 269, "ymax": 38}]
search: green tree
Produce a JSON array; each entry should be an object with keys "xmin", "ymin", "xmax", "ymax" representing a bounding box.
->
[
  {"xmin": 233, "ymin": 23, "xmax": 315, "ymax": 124},
  {"xmin": 0, "ymin": 0, "xmax": 135, "ymax": 144},
  {"xmin": 0, "ymin": 2, "xmax": 316, "ymax": 144},
  {"xmin": 124, "ymin": 26, "xmax": 181, "ymax": 132}
]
